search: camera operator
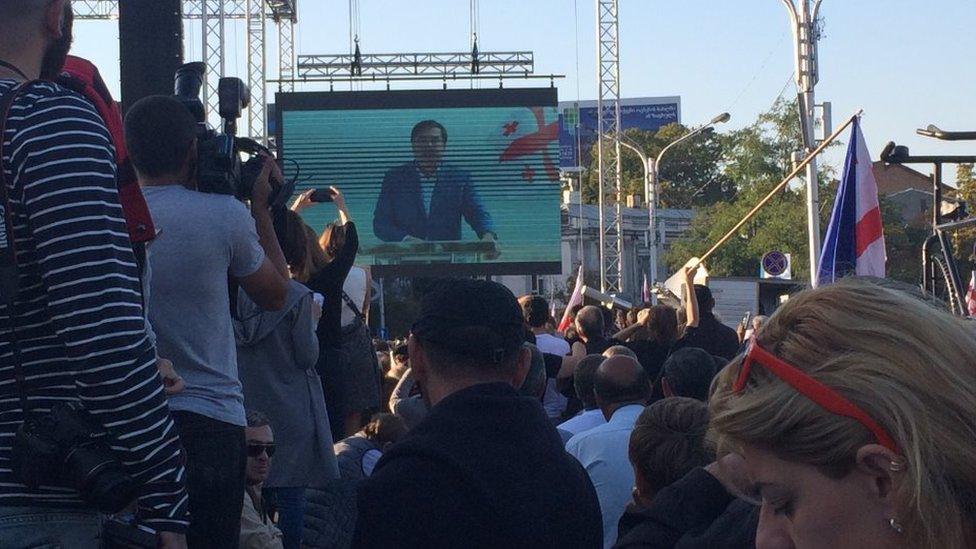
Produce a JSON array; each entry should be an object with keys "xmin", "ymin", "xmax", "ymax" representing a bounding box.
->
[
  {"xmin": 0, "ymin": 1, "xmax": 188, "ymax": 547},
  {"xmin": 125, "ymin": 95, "xmax": 290, "ymax": 549}
]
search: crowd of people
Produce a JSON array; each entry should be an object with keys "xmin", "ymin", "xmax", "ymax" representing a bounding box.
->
[{"xmin": 1, "ymin": 2, "xmax": 976, "ymax": 549}]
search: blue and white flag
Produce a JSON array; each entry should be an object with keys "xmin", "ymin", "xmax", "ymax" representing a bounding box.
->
[{"xmin": 817, "ymin": 117, "xmax": 886, "ymax": 286}]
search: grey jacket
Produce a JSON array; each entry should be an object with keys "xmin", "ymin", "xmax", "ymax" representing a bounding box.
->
[
  {"xmin": 388, "ymin": 368, "xmax": 429, "ymax": 430},
  {"xmin": 235, "ymin": 281, "xmax": 339, "ymax": 487},
  {"xmin": 334, "ymin": 434, "xmax": 380, "ymax": 481}
]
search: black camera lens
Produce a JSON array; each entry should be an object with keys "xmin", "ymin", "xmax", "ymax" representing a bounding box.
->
[
  {"xmin": 175, "ymin": 62, "xmax": 208, "ymax": 125},
  {"xmin": 63, "ymin": 446, "xmax": 137, "ymax": 514},
  {"xmin": 175, "ymin": 62, "xmax": 205, "ymax": 99}
]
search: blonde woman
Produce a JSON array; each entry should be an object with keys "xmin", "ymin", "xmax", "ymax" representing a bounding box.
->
[{"xmin": 709, "ymin": 277, "xmax": 976, "ymax": 548}]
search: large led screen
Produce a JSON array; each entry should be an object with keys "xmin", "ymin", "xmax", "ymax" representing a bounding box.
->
[{"xmin": 277, "ymin": 88, "xmax": 562, "ymax": 276}]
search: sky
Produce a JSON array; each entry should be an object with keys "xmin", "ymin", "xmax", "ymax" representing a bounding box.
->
[{"xmin": 71, "ymin": 0, "xmax": 976, "ymax": 182}]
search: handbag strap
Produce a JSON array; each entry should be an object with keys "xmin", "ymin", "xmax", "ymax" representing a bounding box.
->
[
  {"xmin": 341, "ymin": 290, "xmax": 366, "ymax": 323},
  {"xmin": 0, "ymin": 81, "xmax": 39, "ymax": 417}
]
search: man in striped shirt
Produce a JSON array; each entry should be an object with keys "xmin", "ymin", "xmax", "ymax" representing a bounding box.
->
[{"xmin": 0, "ymin": 1, "xmax": 188, "ymax": 548}]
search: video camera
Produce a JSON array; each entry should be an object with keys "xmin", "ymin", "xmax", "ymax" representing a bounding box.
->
[{"xmin": 173, "ymin": 62, "xmax": 294, "ymax": 210}]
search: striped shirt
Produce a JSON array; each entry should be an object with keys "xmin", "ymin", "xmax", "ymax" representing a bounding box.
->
[{"xmin": 0, "ymin": 80, "xmax": 188, "ymax": 532}]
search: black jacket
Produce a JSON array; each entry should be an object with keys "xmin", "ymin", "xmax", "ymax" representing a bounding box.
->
[
  {"xmin": 353, "ymin": 382, "xmax": 603, "ymax": 548},
  {"xmin": 674, "ymin": 315, "xmax": 740, "ymax": 360},
  {"xmin": 614, "ymin": 468, "xmax": 758, "ymax": 549}
]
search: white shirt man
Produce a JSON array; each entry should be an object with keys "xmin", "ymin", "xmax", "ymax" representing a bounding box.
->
[{"xmin": 566, "ymin": 356, "xmax": 650, "ymax": 548}]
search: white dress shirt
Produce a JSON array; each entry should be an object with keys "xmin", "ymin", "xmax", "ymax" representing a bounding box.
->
[
  {"xmin": 557, "ymin": 408, "xmax": 607, "ymax": 441},
  {"xmin": 534, "ymin": 333, "xmax": 571, "ymax": 418},
  {"xmin": 566, "ymin": 404, "xmax": 644, "ymax": 548}
]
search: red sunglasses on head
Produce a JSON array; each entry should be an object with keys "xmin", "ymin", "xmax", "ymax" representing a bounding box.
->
[{"xmin": 732, "ymin": 339, "xmax": 901, "ymax": 455}]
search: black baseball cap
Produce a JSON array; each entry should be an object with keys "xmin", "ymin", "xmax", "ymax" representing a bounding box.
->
[{"xmin": 411, "ymin": 279, "xmax": 527, "ymax": 364}]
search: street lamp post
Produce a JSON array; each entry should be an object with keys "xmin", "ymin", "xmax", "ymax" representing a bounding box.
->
[
  {"xmin": 618, "ymin": 112, "xmax": 730, "ymax": 290},
  {"xmin": 782, "ymin": 0, "xmax": 824, "ymax": 286}
]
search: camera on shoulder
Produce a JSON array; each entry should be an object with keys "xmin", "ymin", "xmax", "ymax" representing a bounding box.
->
[{"xmin": 173, "ymin": 62, "xmax": 294, "ymax": 211}]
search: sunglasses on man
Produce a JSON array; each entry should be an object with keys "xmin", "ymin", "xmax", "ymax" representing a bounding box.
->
[{"xmin": 246, "ymin": 443, "xmax": 276, "ymax": 458}]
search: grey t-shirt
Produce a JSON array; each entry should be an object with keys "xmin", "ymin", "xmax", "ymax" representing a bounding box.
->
[{"xmin": 143, "ymin": 185, "xmax": 265, "ymax": 426}]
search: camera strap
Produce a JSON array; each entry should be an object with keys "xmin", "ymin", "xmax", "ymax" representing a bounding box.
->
[{"xmin": 0, "ymin": 81, "xmax": 38, "ymax": 418}]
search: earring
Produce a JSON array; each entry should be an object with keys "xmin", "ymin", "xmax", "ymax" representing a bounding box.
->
[
  {"xmin": 888, "ymin": 518, "xmax": 904, "ymax": 534},
  {"xmin": 889, "ymin": 458, "xmax": 906, "ymax": 472}
]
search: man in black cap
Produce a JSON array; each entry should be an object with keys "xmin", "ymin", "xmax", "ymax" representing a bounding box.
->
[{"xmin": 352, "ymin": 279, "xmax": 602, "ymax": 548}]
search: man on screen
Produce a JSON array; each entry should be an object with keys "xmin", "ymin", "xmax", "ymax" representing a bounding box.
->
[{"xmin": 373, "ymin": 120, "xmax": 496, "ymax": 242}]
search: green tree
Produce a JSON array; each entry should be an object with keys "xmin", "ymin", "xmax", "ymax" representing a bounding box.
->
[
  {"xmin": 667, "ymin": 98, "xmax": 838, "ymax": 279},
  {"xmin": 580, "ymin": 123, "xmax": 732, "ymax": 208},
  {"xmin": 880, "ymin": 197, "xmax": 927, "ymax": 285},
  {"xmin": 950, "ymin": 163, "xmax": 976, "ymax": 277},
  {"xmin": 667, "ymin": 97, "xmax": 929, "ymax": 285}
]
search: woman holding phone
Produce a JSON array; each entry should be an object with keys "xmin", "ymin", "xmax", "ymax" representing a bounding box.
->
[{"xmin": 290, "ymin": 187, "xmax": 376, "ymax": 441}]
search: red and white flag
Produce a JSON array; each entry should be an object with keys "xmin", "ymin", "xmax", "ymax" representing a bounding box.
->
[
  {"xmin": 557, "ymin": 266, "xmax": 584, "ymax": 333},
  {"xmin": 817, "ymin": 117, "xmax": 886, "ymax": 286},
  {"xmin": 966, "ymin": 271, "xmax": 976, "ymax": 317}
]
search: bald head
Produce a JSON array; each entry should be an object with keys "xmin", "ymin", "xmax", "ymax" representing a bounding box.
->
[
  {"xmin": 0, "ymin": 0, "xmax": 72, "ymax": 81},
  {"xmin": 603, "ymin": 345, "xmax": 637, "ymax": 360},
  {"xmin": 594, "ymin": 355, "xmax": 650, "ymax": 410},
  {"xmin": 575, "ymin": 305, "xmax": 604, "ymax": 340},
  {"xmin": 0, "ymin": 0, "xmax": 49, "ymax": 17},
  {"xmin": 0, "ymin": 0, "xmax": 63, "ymax": 29}
]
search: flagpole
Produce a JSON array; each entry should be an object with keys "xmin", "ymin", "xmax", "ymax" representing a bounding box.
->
[{"xmin": 691, "ymin": 111, "xmax": 862, "ymax": 271}]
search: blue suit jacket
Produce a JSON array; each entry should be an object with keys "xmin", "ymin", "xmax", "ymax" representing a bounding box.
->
[{"xmin": 373, "ymin": 161, "xmax": 495, "ymax": 242}]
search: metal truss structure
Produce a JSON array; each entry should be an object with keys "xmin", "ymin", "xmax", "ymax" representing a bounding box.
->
[
  {"xmin": 73, "ymin": 0, "xmax": 119, "ymax": 19},
  {"xmin": 74, "ymin": 0, "xmax": 298, "ymax": 142},
  {"xmin": 596, "ymin": 0, "xmax": 623, "ymax": 294},
  {"xmin": 298, "ymin": 51, "xmax": 533, "ymax": 79}
]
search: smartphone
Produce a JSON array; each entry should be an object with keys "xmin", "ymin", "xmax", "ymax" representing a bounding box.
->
[
  {"xmin": 313, "ymin": 293, "xmax": 324, "ymax": 307},
  {"xmin": 741, "ymin": 311, "xmax": 752, "ymax": 329},
  {"xmin": 309, "ymin": 188, "xmax": 335, "ymax": 203}
]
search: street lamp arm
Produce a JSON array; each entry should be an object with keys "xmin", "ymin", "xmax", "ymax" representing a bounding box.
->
[
  {"xmin": 655, "ymin": 124, "xmax": 708, "ymax": 166},
  {"xmin": 780, "ymin": 0, "xmax": 799, "ymax": 26},
  {"xmin": 617, "ymin": 138, "xmax": 648, "ymax": 165}
]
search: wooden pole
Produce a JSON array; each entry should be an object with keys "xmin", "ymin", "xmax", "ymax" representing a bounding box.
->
[{"xmin": 691, "ymin": 111, "xmax": 862, "ymax": 270}]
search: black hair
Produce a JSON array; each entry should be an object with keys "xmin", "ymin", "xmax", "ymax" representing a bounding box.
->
[
  {"xmin": 278, "ymin": 209, "xmax": 309, "ymax": 272},
  {"xmin": 658, "ymin": 347, "xmax": 719, "ymax": 401},
  {"xmin": 574, "ymin": 355, "xmax": 605, "ymax": 409},
  {"xmin": 693, "ymin": 284, "xmax": 715, "ymax": 315},
  {"xmin": 245, "ymin": 409, "xmax": 271, "ymax": 428},
  {"xmin": 576, "ymin": 306, "xmax": 605, "ymax": 340},
  {"xmin": 629, "ymin": 397, "xmax": 713, "ymax": 494},
  {"xmin": 410, "ymin": 120, "xmax": 447, "ymax": 143},
  {"xmin": 519, "ymin": 295, "xmax": 551, "ymax": 328},
  {"xmin": 594, "ymin": 357, "xmax": 651, "ymax": 405},
  {"xmin": 363, "ymin": 413, "xmax": 407, "ymax": 445},
  {"xmin": 124, "ymin": 95, "xmax": 197, "ymax": 179}
]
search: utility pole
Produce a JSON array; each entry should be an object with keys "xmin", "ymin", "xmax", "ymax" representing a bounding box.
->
[{"xmin": 782, "ymin": 0, "xmax": 823, "ymax": 286}]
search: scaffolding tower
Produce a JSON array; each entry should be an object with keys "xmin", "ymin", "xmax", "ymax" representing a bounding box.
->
[
  {"xmin": 596, "ymin": 0, "xmax": 623, "ymax": 294},
  {"xmin": 74, "ymin": 0, "xmax": 298, "ymax": 142}
]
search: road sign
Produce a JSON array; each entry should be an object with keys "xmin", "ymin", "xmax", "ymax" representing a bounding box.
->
[{"xmin": 761, "ymin": 251, "xmax": 792, "ymax": 280}]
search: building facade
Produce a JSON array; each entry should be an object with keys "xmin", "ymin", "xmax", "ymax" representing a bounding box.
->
[{"xmin": 496, "ymin": 194, "xmax": 693, "ymax": 304}]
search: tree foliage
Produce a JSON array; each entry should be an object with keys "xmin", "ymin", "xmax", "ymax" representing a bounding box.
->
[
  {"xmin": 581, "ymin": 123, "xmax": 733, "ymax": 208},
  {"xmin": 950, "ymin": 163, "xmax": 976, "ymax": 277},
  {"xmin": 666, "ymin": 99, "xmax": 836, "ymax": 279},
  {"xmin": 666, "ymin": 98, "xmax": 927, "ymax": 285}
]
